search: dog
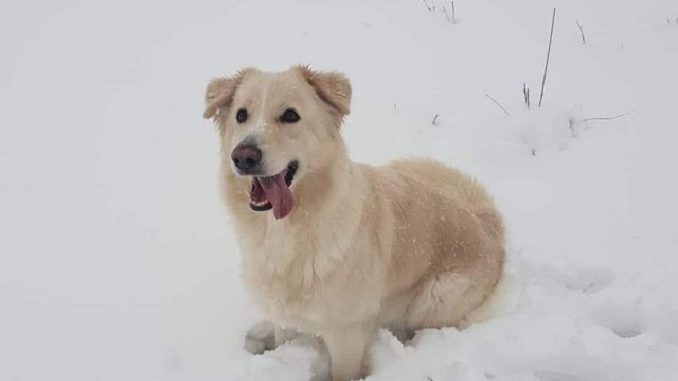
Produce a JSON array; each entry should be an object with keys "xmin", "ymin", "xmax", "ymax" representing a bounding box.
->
[{"xmin": 202, "ymin": 65, "xmax": 505, "ymax": 381}]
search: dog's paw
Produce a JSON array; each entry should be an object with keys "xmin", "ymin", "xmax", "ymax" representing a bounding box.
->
[{"xmin": 244, "ymin": 320, "xmax": 275, "ymax": 355}]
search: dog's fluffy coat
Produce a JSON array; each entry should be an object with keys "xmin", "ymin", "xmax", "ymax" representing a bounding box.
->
[{"xmin": 203, "ymin": 66, "xmax": 505, "ymax": 381}]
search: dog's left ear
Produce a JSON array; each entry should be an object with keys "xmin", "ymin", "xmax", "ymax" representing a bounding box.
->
[
  {"xmin": 295, "ymin": 65, "xmax": 352, "ymax": 117},
  {"xmin": 202, "ymin": 68, "xmax": 253, "ymax": 119}
]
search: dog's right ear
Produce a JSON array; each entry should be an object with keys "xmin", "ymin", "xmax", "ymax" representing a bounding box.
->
[{"xmin": 202, "ymin": 68, "xmax": 253, "ymax": 119}]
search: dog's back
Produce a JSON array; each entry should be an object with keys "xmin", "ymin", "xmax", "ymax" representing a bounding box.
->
[{"xmin": 362, "ymin": 159, "xmax": 505, "ymax": 330}]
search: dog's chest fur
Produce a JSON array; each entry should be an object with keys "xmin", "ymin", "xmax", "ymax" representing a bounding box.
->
[{"xmin": 238, "ymin": 200, "xmax": 381, "ymax": 332}]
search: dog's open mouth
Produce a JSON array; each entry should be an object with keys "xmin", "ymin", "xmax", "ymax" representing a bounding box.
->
[{"xmin": 249, "ymin": 161, "xmax": 298, "ymax": 220}]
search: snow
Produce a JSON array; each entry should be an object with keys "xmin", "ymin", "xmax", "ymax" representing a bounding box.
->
[{"xmin": 1, "ymin": 0, "xmax": 677, "ymax": 380}]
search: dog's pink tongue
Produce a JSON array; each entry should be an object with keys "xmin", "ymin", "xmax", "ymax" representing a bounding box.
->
[{"xmin": 258, "ymin": 173, "xmax": 294, "ymax": 220}]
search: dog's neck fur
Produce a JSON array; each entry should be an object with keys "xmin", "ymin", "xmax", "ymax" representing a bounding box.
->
[{"xmin": 292, "ymin": 141, "xmax": 353, "ymax": 219}]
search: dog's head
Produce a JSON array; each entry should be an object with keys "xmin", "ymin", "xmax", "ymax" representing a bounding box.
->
[{"xmin": 203, "ymin": 65, "xmax": 352, "ymax": 220}]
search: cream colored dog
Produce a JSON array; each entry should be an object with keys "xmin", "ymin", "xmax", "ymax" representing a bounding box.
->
[{"xmin": 202, "ymin": 66, "xmax": 505, "ymax": 381}]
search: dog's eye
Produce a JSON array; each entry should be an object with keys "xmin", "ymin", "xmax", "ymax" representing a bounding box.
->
[
  {"xmin": 279, "ymin": 108, "xmax": 300, "ymax": 123},
  {"xmin": 235, "ymin": 108, "xmax": 248, "ymax": 123}
]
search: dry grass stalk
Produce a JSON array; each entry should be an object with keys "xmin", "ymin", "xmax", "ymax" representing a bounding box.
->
[
  {"xmin": 576, "ymin": 20, "xmax": 586, "ymax": 45},
  {"xmin": 538, "ymin": 8, "xmax": 557, "ymax": 108}
]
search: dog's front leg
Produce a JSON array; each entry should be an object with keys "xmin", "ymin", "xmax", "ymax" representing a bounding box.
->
[
  {"xmin": 322, "ymin": 321, "xmax": 375, "ymax": 381},
  {"xmin": 244, "ymin": 321, "xmax": 299, "ymax": 354},
  {"xmin": 274, "ymin": 324, "xmax": 299, "ymax": 347}
]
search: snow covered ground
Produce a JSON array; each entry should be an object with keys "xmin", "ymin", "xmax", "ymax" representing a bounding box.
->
[{"xmin": 2, "ymin": 0, "xmax": 678, "ymax": 380}]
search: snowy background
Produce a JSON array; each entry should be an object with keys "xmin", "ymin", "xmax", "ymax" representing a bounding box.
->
[{"xmin": 2, "ymin": 0, "xmax": 678, "ymax": 380}]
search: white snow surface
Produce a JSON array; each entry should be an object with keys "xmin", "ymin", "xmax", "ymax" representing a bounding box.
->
[{"xmin": 2, "ymin": 0, "xmax": 678, "ymax": 380}]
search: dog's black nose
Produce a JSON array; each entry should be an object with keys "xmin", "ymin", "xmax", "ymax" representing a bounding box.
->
[{"xmin": 231, "ymin": 145, "xmax": 262, "ymax": 172}]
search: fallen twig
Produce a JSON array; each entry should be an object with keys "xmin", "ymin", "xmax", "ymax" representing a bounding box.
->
[
  {"xmin": 485, "ymin": 94, "xmax": 511, "ymax": 116},
  {"xmin": 582, "ymin": 110, "xmax": 634, "ymax": 122},
  {"xmin": 569, "ymin": 110, "xmax": 634, "ymax": 137}
]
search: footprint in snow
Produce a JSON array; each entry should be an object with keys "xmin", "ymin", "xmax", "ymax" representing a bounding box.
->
[
  {"xmin": 561, "ymin": 268, "xmax": 615, "ymax": 295},
  {"xmin": 592, "ymin": 304, "xmax": 645, "ymax": 338}
]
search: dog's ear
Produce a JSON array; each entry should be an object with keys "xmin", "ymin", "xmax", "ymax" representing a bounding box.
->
[
  {"xmin": 295, "ymin": 65, "xmax": 352, "ymax": 117},
  {"xmin": 202, "ymin": 68, "xmax": 253, "ymax": 119}
]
